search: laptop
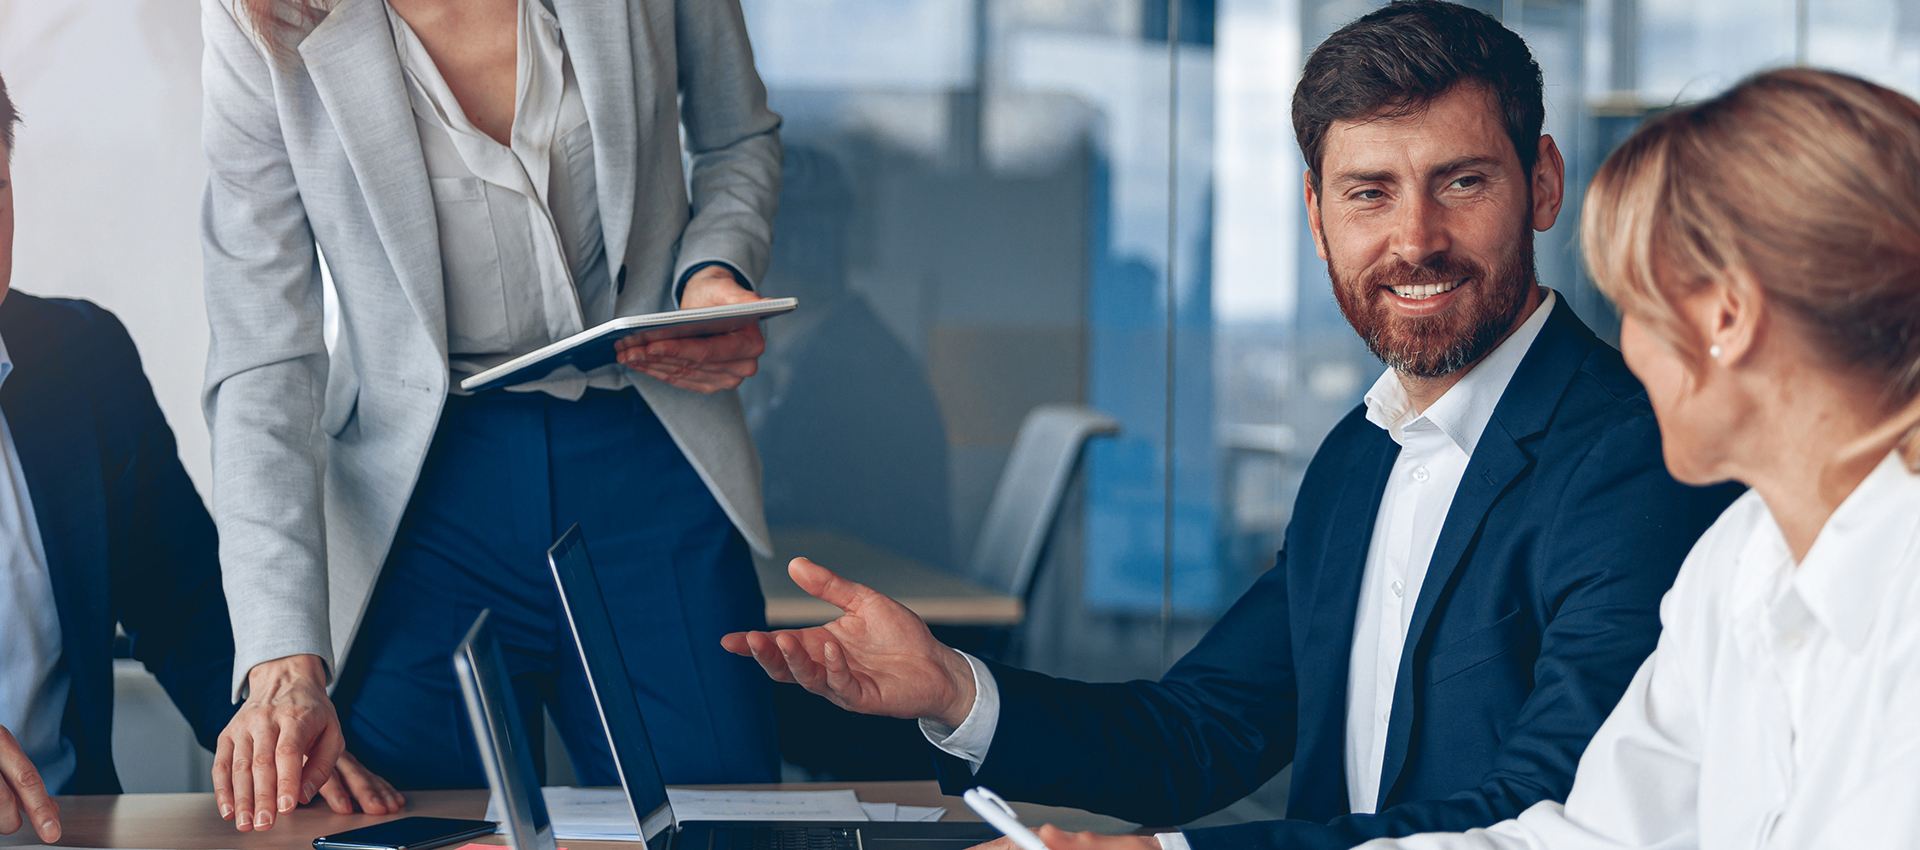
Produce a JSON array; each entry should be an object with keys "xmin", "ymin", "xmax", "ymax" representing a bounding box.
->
[
  {"xmin": 453, "ymin": 610, "xmax": 558, "ymax": 850},
  {"xmin": 545, "ymin": 524, "xmax": 1002, "ymax": 850}
]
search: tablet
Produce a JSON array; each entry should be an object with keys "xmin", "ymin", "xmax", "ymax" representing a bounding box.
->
[{"xmin": 459, "ymin": 298, "xmax": 799, "ymax": 393}]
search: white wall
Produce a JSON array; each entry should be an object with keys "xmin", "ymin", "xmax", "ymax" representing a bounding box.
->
[{"xmin": 1, "ymin": 0, "xmax": 212, "ymax": 491}]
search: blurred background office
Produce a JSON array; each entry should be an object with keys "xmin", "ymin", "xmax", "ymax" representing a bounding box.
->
[{"xmin": 3, "ymin": 0, "xmax": 1917, "ymax": 819}]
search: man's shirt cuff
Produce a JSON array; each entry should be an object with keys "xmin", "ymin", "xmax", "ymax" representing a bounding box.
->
[
  {"xmin": 1154, "ymin": 833, "xmax": 1191, "ymax": 850},
  {"xmin": 917, "ymin": 651, "xmax": 999, "ymax": 771}
]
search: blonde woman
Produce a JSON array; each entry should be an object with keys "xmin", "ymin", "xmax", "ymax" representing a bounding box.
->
[{"xmin": 1350, "ymin": 67, "xmax": 1920, "ymax": 850}]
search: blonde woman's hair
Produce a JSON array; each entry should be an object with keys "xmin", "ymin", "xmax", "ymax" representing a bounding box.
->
[{"xmin": 1581, "ymin": 67, "xmax": 1920, "ymax": 470}]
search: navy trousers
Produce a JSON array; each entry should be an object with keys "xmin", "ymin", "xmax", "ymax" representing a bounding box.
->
[{"xmin": 336, "ymin": 389, "xmax": 779, "ymax": 789}]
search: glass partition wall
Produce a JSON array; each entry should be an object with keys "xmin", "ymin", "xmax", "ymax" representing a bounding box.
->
[{"xmin": 741, "ymin": 0, "xmax": 1920, "ymax": 798}]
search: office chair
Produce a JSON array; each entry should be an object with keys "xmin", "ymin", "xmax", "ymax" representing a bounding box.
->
[{"xmin": 935, "ymin": 403, "xmax": 1119, "ymax": 665}]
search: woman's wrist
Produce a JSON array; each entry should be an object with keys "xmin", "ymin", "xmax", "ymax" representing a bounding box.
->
[{"xmin": 245, "ymin": 654, "xmax": 329, "ymax": 695}]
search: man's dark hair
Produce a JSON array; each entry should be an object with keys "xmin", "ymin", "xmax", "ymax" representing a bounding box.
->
[
  {"xmin": 0, "ymin": 71, "xmax": 17, "ymax": 152},
  {"xmin": 1293, "ymin": 0, "xmax": 1544, "ymax": 188}
]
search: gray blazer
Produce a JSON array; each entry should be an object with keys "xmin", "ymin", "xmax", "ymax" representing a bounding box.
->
[{"xmin": 200, "ymin": 0, "xmax": 780, "ymax": 698}]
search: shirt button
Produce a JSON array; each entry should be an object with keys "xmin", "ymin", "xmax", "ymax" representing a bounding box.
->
[
  {"xmin": 1781, "ymin": 631, "xmax": 1805, "ymax": 650},
  {"xmin": 1390, "ymin": 580, "xmax": 1405, "ymax": 598},
  {"xmin": 1379, "ymin": 712, "xmax": 1391, "ymax": 725},
  {"xmin": 1411, "ymin": 466, "xmax": 1430, "ymax": 483}
]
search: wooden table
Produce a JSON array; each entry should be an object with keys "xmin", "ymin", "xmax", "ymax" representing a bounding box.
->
[
  {"xmin": 35, "ymin": 784, "xmax": 1133, "ymax": 850},
  {"xmin": 757, "ymin": 530, "xmax": 1023, "ymax": 627}
]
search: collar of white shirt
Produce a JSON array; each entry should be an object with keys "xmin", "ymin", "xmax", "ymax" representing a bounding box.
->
[
  {"xmin": 1734, "ymin": 450, "xmax": 1920, "ymax": 655},
  {"xmin": 1363, "ymin": 288, "xmax": 1557, "ymax": 453}
]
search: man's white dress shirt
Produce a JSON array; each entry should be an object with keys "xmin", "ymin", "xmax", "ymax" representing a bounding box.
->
[
  {"xmin": 923, "ymin": 291, "xmax": 1558, "ymax": 845},
  {"xmin": 1361, "ymin": 449, "xmax": 1920, "ymax": 850},
  {"xmin": 0, "ymin": 331, "xmax": 77, "ymax": 794},
  {"xmin": 1343, "ymin": 289, "xmax": 1555, "ymax": 813},
  {"xmin": 387, "ymin": 0, "xmax": 620, "ymax": 399}
]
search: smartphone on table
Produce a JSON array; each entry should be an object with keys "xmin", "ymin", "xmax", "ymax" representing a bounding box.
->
[{"xmin": 313, "ymin": 816, "xmax": 498, "ymax": 850}]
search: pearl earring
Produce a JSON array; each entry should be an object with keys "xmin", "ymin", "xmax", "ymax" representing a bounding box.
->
[{"xmin": 1709, "ymin": 345, "xmax": 1723, "ymax": 361}]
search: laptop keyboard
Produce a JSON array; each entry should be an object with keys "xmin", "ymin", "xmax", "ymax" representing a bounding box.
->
[{"xmin": 728, "ymin": 827, "xmax": 860, "ymax": 850}]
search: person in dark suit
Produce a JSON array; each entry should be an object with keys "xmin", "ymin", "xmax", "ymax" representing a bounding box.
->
[
  {"xmin": 0, "ymin": 73, "xmax": 397, "ymax": 844},
  {"xmin": 720, "ymin": 4, "xmax": 1739, "ymax": 850}
]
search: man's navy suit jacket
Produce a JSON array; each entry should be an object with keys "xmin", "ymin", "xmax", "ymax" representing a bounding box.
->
[
  {"xmin": 0, "ymin": 292, "xmax": 236, "ymax": 794},
  {"xmin": 935, "ymin": 300, "xmax": 1740, "ymax": 849}
]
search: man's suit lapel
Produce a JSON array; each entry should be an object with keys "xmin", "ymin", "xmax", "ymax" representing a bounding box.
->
[
  {"xmin": 0, "ymin": 305, "xmax": 113, "ymax": 785},
  {"xmin": 553, "ymin": 1, "xmax": 641, "ymax": 279},
  {"xmin": 299, "ymin": 0, "xmax": 447, "ymax": 353},
  {"xmin": 1298, "ymin": 424, "xmax": 1399, "ymax": 814},
  {"xmin": 1374, "ymin": 299, "xmax": 1598, "ymax": 807}
]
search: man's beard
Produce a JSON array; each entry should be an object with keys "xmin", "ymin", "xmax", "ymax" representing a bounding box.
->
[{"xmin": 1329, "ymin": 234, "xmax": 1537, "ymax": 379}]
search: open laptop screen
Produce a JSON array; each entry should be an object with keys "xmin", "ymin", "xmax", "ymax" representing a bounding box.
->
[
  {"xmin": 454, "ymin": 610, "xmax": 557, "ymax": 850},
  {"xmin": 547, "ymin": 525, "xmax": 676, "ymax": 846}
]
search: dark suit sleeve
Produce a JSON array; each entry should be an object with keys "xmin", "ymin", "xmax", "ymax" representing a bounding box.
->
[
  {"xmin": 934, "ymin": 548, "xmax": 1301, "ymax": 827},
  {"xmin": 1183, "ymin": 413, "xmax": 1727, "ymax": 850},
  {"xmin": 87, "ymin": 306, "xmax": 239, "ymax": 750}
]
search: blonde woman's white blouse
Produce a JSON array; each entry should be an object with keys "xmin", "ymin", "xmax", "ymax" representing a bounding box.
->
[{"xmin": 1359, "ymin": 450, "xmax": 1920, "ymax": 850}]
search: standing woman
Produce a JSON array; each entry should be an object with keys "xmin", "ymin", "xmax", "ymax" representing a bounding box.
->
[
  {"xmin": 199, "ymin": 0, "xmax": 782, "ymax": 831},
  {"xmin": 1346, "ymin": 67, "xmax": 1920, "ymax": 850}
]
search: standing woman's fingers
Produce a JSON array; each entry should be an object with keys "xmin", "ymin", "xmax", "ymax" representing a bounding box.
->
[
  {"xmin": 229, "ymin": 737, "xmax": 256, "ymax": 830},
  {"xmin": 295, "ymin": 721, "xmax": 344, "ymax": 810},
  {"xmin": 211, "ymin": 735, "xmax": 236, "ymax": 820},
  {"xmin": 335, "ymin": 756, "xmax": 401, "ymax": 816},
  {"xmin": 250, "ymin": 728, "xmax": 278, "ymax": 830},
  {"xmin": 316, "ymin": 775, "xmax": 356, "ymax": 815},
  {"xmin": 273, "ymin": 721, "xmax": 307, "ymax": 815}
]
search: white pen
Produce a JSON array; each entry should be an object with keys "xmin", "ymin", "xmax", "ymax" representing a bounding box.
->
[{"xmin": 962, "ymin": 787, "xmax": 1050, "ymax": 850}]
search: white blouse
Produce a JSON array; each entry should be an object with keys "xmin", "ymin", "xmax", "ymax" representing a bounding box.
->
[
  {"xmin": 1359, "ymin": 450, "xmax": 1920, "ymax": 850},
  {"xmin": 386, "ymin": 0, "xmax": 620, "ymax": 397}
]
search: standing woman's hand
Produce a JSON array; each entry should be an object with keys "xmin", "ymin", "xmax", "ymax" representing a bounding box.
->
[
  {"xmin": 213, "ymin": 655, "xmax": 342, "ymax": 832},
  {"xmin": 616, "ymin": 266, "xmax": 766, "ymax": 392}
]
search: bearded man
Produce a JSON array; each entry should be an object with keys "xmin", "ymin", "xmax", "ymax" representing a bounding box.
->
[{"xmin": 719, "ymin": 3, "xmax": 1739, "ymax": 849}]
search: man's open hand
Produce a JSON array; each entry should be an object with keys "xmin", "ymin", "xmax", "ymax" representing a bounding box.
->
[
  {"xmin": 214, "ymin": 654, "xmax": 340, "ymax": 832},
  {"xmin": 721, "ymin": 558, "xmax": 978, "ymax": 728},
  {"xmin": 617, "ymin": 265, "xmax": 765, "ymax": 393},
  {"xmin": 0, "ymin": 724, "xmax": 60, "ymax": 843}
]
